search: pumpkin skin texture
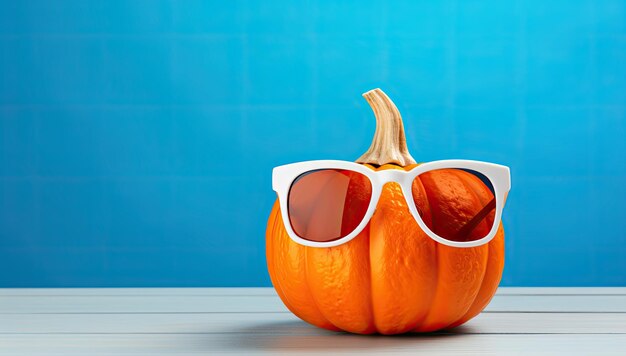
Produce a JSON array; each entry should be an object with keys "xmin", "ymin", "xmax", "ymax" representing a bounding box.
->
[{"xmin": 266, "ymin": 163, "xmax": 505, "ymax": 334}]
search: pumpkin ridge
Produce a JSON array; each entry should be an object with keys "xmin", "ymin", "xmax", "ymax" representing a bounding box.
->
[
  {"xmin": 447, "ymin": 227, "xmax": 504, "ymax": 329},
  {"xmin": 412, "ymin": 242, "xmax": 448, "ymax": 332},
  {"xmin": 440, "ymin": 170, "xmax": 490, "ymax": 329},
  {"xmin": 445, "ymin": 249, "xmax": 489, "ymax": 329},
  {"xmin": 303, "ymin": 236, "xmax": 377, "ymax": 334},
  {"xmin": 267, "ymin": 205, "xmax": 338, "ymax": 331},
  {"xmin": 367, "ymin": 227, "xmax": 379, "ymax": 333},
  {"xmin": 410, "ymin": 175, "xmax": 440, "ymax": 332},
  {"xmin": 302, "ymin": 245, "xmax": 342, "ymax": 331}
]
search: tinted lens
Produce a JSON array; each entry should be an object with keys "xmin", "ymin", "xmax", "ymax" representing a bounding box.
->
[
  {"xmin": 288, "ymin": 169, "xmax": 372, "ymax": 243},
  {"xmin": 412, "ymin": 168, "xmax": 496, "ymax": 243}
]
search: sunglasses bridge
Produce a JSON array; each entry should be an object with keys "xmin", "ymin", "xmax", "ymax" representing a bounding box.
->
[{"xmin": 367, "ymin": 168, "xmax": 414, "ymax": 184}]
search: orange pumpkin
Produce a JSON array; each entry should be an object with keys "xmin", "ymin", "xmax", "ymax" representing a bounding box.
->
[{"xmin": 266, "ymin": 89, "xmax": 504, "ymax": 334}]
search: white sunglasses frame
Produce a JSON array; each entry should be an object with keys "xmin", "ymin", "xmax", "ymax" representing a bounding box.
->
[{"xmin": 272, "ymin": 159, "xmax": 511, "ymax": 248}]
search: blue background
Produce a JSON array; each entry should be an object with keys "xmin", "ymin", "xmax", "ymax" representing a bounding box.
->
[{"xmin": 1, "ymin": 1, "xmax": 625, "ymax": 287}]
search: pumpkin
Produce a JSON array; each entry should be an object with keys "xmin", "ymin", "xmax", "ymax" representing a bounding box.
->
[{"xmin": 266, "ymin": 89, "xmax": 504, "ymax": 334}]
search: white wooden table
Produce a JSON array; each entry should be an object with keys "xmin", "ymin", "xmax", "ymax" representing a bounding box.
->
[{"xmin": 1, "ymin": 288, "xmax": 625, "ymax": 355}]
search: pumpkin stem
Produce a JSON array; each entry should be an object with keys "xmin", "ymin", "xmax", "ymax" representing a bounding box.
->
[{"xmin": 356, "ymin": 88, "xmax": 417, "ymax": 167}]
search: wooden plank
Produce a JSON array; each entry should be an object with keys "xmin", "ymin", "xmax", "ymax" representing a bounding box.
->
[
  {"xmin": 1, "ymin": 311, "xmax": 624, "ymax": 334},
  {"xmin": 0, "ymin": 295, "xmax": 286, "ymax": 314},
  {"xmin": 1, "ymin": 287, "xmax": 623, "ymax": 297},
  {"xmin": 495, "ymin": 287, "xmax": 626, "ymax": 296},
  {"xmin": 485, "ymin": 295, "xmax": 626, "ymax": 313},
  {"xmin": 1, "ymin": 294, "xmax": 625, "ymax": 314},
  {"xmin": 0, "ymin": 287, "xmax": 276, "ymax": 297},
  {"xmin": 1, "ymin": 334, "xmax": 625, "ymax": 355}
]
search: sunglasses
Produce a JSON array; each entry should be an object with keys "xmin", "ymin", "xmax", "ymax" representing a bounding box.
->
[{"xmin": 272, "ymin": 160, "xmax": 511, "ymax": 248}]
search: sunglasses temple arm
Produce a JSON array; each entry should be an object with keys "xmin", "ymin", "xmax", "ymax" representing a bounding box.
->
[{"xmin": 452, "ymin": 198, "xmax": 497, "ymax": 241}]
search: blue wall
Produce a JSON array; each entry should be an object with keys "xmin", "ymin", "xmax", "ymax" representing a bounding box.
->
[{"xmin": 1, "ymin": 1, "xmax": 625, "ymax": 287}]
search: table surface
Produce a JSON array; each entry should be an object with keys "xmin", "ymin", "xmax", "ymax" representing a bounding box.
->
[{"xmin": 1, "ymin": 287, "xmax": 625, "ymax": 355}]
